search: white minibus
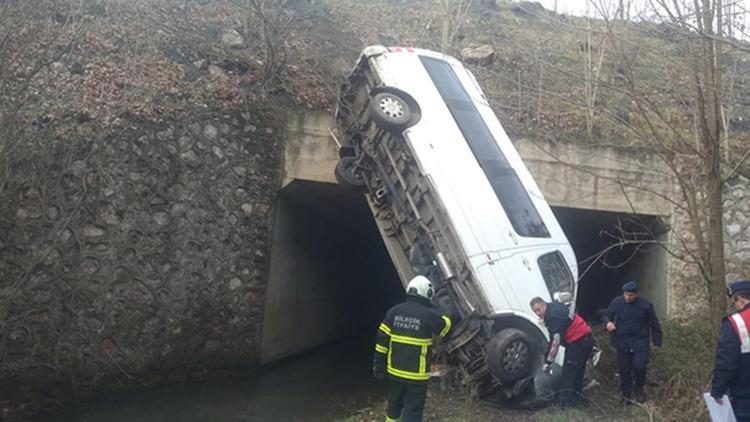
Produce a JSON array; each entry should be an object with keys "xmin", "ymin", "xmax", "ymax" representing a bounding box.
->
[{"xmin": 334, "ymin": 45, "xmax": 586, "ymax": 400}]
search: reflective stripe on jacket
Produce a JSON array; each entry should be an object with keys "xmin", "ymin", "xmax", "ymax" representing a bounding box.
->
[
  {"xmin": 712, "ymin": 304, "xmax": 750, "ymax": 414},
  {"xmin": 374, "ymin": 296, "xmax": 451, "ymax": 383},
  {"xmin": 728, "ymin": 308, "xmax": 750, "ymax": 354}
]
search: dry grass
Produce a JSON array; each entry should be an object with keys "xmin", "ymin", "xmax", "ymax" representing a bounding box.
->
[{"xmin": 338, "ymin": 321, "xmax": 714, "ymax": 422}]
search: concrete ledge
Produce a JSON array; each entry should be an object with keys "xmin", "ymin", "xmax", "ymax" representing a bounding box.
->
[
  {"xmin": 283, "ymin": 111, "xmax": 338, "ymax": 187},
  {"xmin": 515, "ymin": 138, "xmax": 674, "ymax": 216},
  {"xmin": 284, "ymin": 111, "xmax": 675, "ymax": 217}
]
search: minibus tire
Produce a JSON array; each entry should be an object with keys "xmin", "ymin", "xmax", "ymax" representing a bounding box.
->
[
  {"xmin": 335, "ymin": 156, "xmax": 366, "ymax": 191},
  {"xmin": 486, "ymin": 328, "xmax": 534, "ymax": 383},
  {"xmin": 369, "ymin": 92, "xmax": 412, "ymax": 132}
]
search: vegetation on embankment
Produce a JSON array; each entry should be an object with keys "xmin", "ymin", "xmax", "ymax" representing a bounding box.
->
[
  {"xmin": 339, "ymin": 321, "xmax": 716, "ymax": 422},
  {"xmin": 318, "ymin": 0, "xmax": 750, "ymax": 152}
]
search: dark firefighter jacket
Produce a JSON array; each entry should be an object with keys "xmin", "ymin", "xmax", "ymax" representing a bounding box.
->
[
  {"xmin": 602, "ymin": 296, "xmax": 662, "ymax": 352},
  {"xmin": 711, "ymin": 304, "xmax": 750, "ymax": 417},
  {"xmin": 374, "ymin": 295, "xmax": 451, "ymax": 383}
]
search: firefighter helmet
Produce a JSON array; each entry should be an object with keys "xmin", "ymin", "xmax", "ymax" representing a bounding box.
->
[{"xmin": 406, "ymin": 275, "xmax": 434, "ymax": 300}]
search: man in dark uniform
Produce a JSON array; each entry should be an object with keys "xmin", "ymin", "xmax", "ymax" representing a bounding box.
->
[
  {"xmin": 602, "ymin": 281, "xmax": 662, "ymax": 403},
  {"xmin": 373, "ymin": 275, "xmax": 451, "ymax": 422},
  {"xmin": 530, "ymin": 296, "xmax": 593, "ymax": 408},
  {"xmin": 711, "ymin": 279, "xmax": 750, "ymax": 422}
]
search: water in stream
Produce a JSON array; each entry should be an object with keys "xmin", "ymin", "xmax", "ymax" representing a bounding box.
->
[{"xmin": 36, "ymin": 335, "xmax": 385, "ymax": 422}]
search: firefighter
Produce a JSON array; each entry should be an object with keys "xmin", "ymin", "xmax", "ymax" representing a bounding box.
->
[
  {"xmin": 373, "ymin": 275, "xmax": 451, "ymax": 422},
  {"xmin": 711, "ymin": 279, "xmax": 750, "ymax": 422},
  {"xmin": 529, "ymin": 296, "xmax": 593, "ymax": 408},
  {"xmin": 602, "ymin": 281, "xmax": 662, "ymax": 404}
]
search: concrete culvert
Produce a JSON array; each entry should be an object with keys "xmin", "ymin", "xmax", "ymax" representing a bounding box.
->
[
  {"xmin": 260, "ymin": 180, "xmax": 403, "ymax": 364},
  {"xmin": 552, "ymin": 206, "xmax": 669, "ymax": 321}
]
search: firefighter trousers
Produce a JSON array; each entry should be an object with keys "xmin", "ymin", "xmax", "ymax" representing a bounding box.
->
[{"xmin": 386, "ymin": 380, "xmax": 428, "ymax": 422}]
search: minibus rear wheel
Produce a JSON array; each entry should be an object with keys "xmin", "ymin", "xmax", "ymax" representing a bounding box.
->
[
  {"xmin": 335, "ymin": 156, "xmax": 366, "ymax": 191},
  {"xmin": 369, "ymin": 92, "xmax": 412, "ymax": 132}
]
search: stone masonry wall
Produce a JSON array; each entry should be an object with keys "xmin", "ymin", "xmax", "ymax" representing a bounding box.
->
[
  {"xmin": 0, "ymin": 107, "xmax": 282, "ymax": 415},
  {"xmin": 724, "ymin": 176, "xmax": 750, "ymax": 281},
  {"xmin": 668, "ymin": 175, "xmax": 750, "ymax": 319}
]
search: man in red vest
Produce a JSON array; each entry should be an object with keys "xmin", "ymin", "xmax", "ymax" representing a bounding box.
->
[
  {"xmin": 711, "ymin": 280, "xmax": 750, "ymax": 422},
  {"xmin": 530, "ymin": 296, "xmax": 593, "ymax": 408}
]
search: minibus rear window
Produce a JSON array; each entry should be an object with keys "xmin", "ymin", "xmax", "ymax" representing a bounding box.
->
[
  {"xmin": 420, "ymin": 56, "xmax": 550, "ymax": 238},
  {"xmin": 538, "ymin": 251, "xmax": 574, "ymax": 296}
]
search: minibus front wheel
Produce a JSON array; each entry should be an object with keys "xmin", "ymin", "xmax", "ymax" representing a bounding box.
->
[{"xmin": 486, "ymin": 328, "xmax": 534, "ymax": 383}]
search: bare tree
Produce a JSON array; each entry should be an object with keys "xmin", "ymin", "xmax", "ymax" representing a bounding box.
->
[
  {"xmin": 236, "ymin": 0, "xmax": 295, "ymax": 87},
  {"xmin": 580, "ymin": 8, "xmax": 608, "ymax": 139},
  {"xmin": 475, "ymin": 0, "xmax": 747, "ymax": 325},
  {"xmin": 437, "ymin": 0, "xmax": 474, "ymax": 52},
  {"xmin": 573, "ymin": 0, "xmax": 746, "ymax": 325},
  {"xmin": 624, "ymin": 0, "xmax": 732, "ymax": 324}
]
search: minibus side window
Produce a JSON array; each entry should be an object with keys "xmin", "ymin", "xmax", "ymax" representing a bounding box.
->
[
  {"xmin": 420, "ymin": 56, "xmax": 550, "ymax": 238},
  {"xmin": 538, "ymin": 251, "xmax": 574, "ymax": 296}
]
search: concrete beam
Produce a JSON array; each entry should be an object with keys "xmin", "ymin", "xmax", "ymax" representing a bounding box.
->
[
  {"xmin": 514, "ymin": 139, "xmax": 674, "ymax": 216},
  {"xmin": 283, "ymin": 111, "xmax": 675, "ymax": 217}
]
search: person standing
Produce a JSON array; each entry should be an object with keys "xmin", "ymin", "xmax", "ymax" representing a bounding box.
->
[
  {"xmin": 603, "ymin": 281, "xmax": 662, "ymax": 404},
  {"xmin": 711, "ymin": 280, "xmax": 750, "ymax": 422},
  {"xmin": 373, "ymin": 275, "xmax": 451, "ymax": 422},
  {"xmin": 529, "ymin": 296, "xmax": 594, "ymax": 408}
]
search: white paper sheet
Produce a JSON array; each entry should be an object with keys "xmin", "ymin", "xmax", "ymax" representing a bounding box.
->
[{"xmin": 704, "ymin": 393, "xmax": 737, "ymax": 422}]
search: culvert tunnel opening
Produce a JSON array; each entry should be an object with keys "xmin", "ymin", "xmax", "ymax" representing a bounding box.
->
[
  {"xmin": 262, "ymin": 183, "xmax": 671, "ymax": 364},
  {"xmin": 261, "ymin": 180, "xmax": 403, "ymax": 364},
  {"xmin": 552, "ymin": 206, "xmax": 669, "ymax": 322}
]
